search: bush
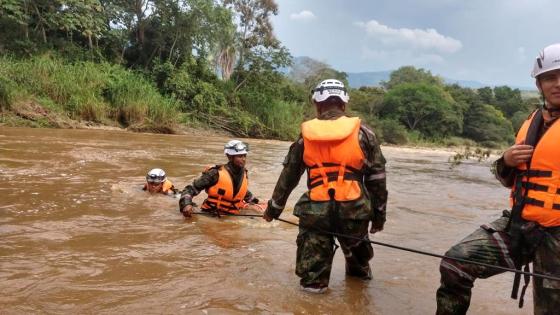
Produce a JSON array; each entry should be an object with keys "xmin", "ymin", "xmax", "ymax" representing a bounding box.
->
[
  {"xmin": 0, "ymin": 55, "xmax": 180, "ymax": 130},
  {"xmin": 0, "ymin": 77, "xmax": 19, "ymax": 110},
  {"xmin": 379, "ymin": 119, "xmax": 408, "ymax": 145}
]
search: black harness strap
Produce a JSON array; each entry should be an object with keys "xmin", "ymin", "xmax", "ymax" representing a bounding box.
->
[
  {"xmin": 308, "ymin": 172, "xmax": 362, "ymax": 189},
  {"xmin": 308, "ymin": 162, "xmax": 362, "ymax": 174},
  {"xmin": 520, "ymin": 182, "xmax": 550, "ymax": 192},
  {"xmin": 510, "ymin": 110, "xmax": 544, "ymax": 306}
]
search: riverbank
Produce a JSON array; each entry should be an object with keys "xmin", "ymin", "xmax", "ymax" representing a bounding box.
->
[
  {"xmin": 0, "ymin": 118, "xmax": 501, "ymax": 168},
  {"xmin": 0, "ymin": 105, "xmax": 231, "ymax": 138},
  {"xmin": 0, "ymin": 55, "xmax": 305, "ymax": 141}
]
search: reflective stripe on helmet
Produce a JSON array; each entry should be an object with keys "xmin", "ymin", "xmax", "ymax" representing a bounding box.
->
[
  {"xmin": 146, "ymin": 168, "xmax": 166, "ymax": 183},
  {"xmin": 311, "ymin": 79, "xmax": 350, "ymax": 103},
  {"xmin": 224, "ymin": 140, "xmax": 249, "ymax": 155}
]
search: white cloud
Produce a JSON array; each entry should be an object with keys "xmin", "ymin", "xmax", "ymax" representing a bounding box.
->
[
  {"xmin": 355, "ymin": 20, "xmax": 462, "ymax": 53},
  {"xmin": 290, "ymin": 10, "xmax": 316, "ymax": 21}
]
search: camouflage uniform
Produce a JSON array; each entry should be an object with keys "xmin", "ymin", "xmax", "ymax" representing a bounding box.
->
[
  {"xmin": 179, "ymin": 162, "xmax": 257, "ymax": 212},
  {"xmin": 264, "ymin": 108, "xmax": 388, "ymax": 288},
  {"xmin": 436, "ymin": 143, "xmax": 560, "ymax": 315}
]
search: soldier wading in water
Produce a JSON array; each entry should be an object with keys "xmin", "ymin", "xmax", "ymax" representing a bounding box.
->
[
  {"xmin": 263, "ymin": 79, "xmax": 388, "ymax": 293},
  {"xmin": 179, "ymin": 140, "xmax": 260, "ymax": 217},
  {"xmin": 436, "ymin": 43, "xmax": 560, "ymax": 314}
]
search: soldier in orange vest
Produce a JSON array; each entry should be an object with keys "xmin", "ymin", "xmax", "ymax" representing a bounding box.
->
[
  {"xmin": 263, "ymin": 79, "xmax": 388, "ymax": 294},
  {"xmin": 143, "ymin": 168, "xmax": 177, "ymax": 195},
  {"xmin": 437, "ymin": 43, "xmax": 560, "ymax": 314},
  {"xmin": 179, "ymin": 140, "xmax": 259, "ymax": 217}
]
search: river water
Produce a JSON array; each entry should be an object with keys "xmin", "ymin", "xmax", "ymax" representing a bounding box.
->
[{"xmin": 0, "ymin": 127, "xmax": 532, "ymax": 314}]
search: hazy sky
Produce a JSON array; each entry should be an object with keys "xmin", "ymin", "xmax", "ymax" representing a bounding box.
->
[{"xmin": 271, "ymin": 0, "xmax": 559, "ymax": 88}]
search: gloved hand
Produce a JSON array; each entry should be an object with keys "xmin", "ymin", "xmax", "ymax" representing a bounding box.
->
[
  {"xmin": 263, "ymin": 199, "xmax": 281, "ymax": 222},
  {"xmin": 370, "ymin": 220, "xmax": 384, "ymax": 234},
  {"xmin": 263, "ymin": 212, "xmax": 273, "ymax": 222},
  {"xmin": 370, "ymin": 208, "xmax": 386, "ymax": 234},
  {"xmin": 180, "ymin": 205, "xmax": 193, "ymax": 218}
]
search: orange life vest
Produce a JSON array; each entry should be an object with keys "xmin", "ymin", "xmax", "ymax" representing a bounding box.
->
[
  {"xmin": 144, "ymin": 179, "xmax": 175, "ymax": 195},
  {"xmin": 201, "ymin": 166, "xmax": 248, "ymax": 214},
  {"xmin": 511, "ymin": 111, "xmax": 560, "ymax": 227},
  {"xmin": 301, "ymin": 116, "xmax": 365, "ymax": 201}
]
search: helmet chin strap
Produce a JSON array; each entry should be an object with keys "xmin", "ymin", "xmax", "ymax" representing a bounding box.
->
[
  {"xmin": 541, "ymin": 94, "xmax": 560, "ymax": 113},
  {"xmin": 543, "ymin": 103, "xmax": 560, "ymax": 113}
]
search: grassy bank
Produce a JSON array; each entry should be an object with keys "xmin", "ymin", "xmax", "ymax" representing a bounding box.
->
[
  {"xmin": 0, "ymin": 55, "xmax": 181, "ymax": 132},
  {"xmin": 0, "ymin": 55, "xmax": 304, "ymax": 139}
]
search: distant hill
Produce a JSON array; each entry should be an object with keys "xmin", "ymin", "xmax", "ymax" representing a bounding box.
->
[
  {"xmin": 288, "ymin": 56, "xmax": 535, "ymax": 91},
  {"xmin": 346, "ymin": 71, "xmax": 535, "ymax": 90}
]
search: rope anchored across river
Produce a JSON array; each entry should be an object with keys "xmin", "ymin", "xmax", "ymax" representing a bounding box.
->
[{"xmin": 190, "ymin": 210, "xmax": 560, "ymax": 283}]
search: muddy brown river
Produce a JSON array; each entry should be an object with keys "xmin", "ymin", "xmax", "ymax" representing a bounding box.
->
[{"xmin": 0, "ymin": 127, "xmax": 532, "ymax": 314}]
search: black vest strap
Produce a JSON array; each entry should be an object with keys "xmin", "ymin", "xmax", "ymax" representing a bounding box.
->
[
  {"xmin": 525, "ymin": 109, "xmax": 543, "ymax": 147},
  {"xmin": 308, "ymin": 162, "xmax": 362, "ymax": 174},
  {"xmin": 521, "ymin": 182, "xmax": 550, "ymax": 192},
  {"xmin": 308, "ymin": 172, "xmax": 362, "ymax": 189},
  {"xmin": 524, "ymin": 170, "xmax": 552, "ymax": 177}
]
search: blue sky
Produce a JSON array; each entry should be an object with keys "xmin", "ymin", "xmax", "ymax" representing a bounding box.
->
[{"xmin": 271, "ymin": 0, "xmax": 560, "ymax": 89}]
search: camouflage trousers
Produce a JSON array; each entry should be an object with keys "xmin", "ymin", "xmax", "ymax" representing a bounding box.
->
[
  {"xmin": 436, "ymin": 213, "xmax": 560, "ymax": 315},
  {"xmin": 295, "ymin": 212, "xmax": 374, "ymax": 287}
]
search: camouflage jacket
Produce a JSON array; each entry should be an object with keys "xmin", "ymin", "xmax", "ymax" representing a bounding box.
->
[
  {"xmin": 179, "ymin": 162, "xmax": 257, "ymax": 210},
  {"xmin": 493, "ymin": 156, "xmax": 515, "ymax": 188},
  {"xmin": 265, "ymin": 109, "xmax": 388, "ymax": 226}
]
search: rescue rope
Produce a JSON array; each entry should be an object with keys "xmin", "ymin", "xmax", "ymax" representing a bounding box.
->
[{"xmin": 190, "ymin": 211, "xmax": 560, "ymax": 282}]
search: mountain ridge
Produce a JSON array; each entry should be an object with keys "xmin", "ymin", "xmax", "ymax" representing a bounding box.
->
[{"xmin": 288, "ymin": 56, "xmax": 535, "ymax": 90}]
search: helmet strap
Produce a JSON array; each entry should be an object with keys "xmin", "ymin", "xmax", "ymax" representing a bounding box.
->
[{"xmin": 539, "ymin": 94, "xmax": 560, "ymax": 130}]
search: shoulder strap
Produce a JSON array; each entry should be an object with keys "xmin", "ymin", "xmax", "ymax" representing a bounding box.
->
[
  {"xmin": 510, "ymin": 109, "xmax": 544, "ymax": 306},
  {"xmin": 524, "ymin": 109, "xmax": 543, "ymax": 147}
]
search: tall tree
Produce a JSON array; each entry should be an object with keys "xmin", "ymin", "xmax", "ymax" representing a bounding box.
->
[
  {"xmin": 493, "ymin": 86, "xmax": 524, "ymax": 118},
  {"xmin": 463, "ymin": 103, "xmax": 514, "ymax": 145},
  {"xmin": 224, "ymin": 0, "xmax": 290, "ymax": 91},
  {"xmin": 351, "ymin": 86, "xmax": 385, "ymax": 117},
  {"xmin": 381, "ymin": 82, "xmax": 462, "ymax": 137},
  {"xmin": 477, "ymin": 87, "xmax": 494, "ymax": 104},
  {"xmin": 1, "ymin": 0, "xmax": 106, "ymax": 52},
  {"xmin": 382, "ymin": 66, "xmax": 444, "ymax": 90}
]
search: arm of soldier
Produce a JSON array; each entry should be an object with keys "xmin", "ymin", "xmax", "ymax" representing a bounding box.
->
[
  {"xmin": 360, "ymin": 125, "xmax": 388, "ymax": 234},
  {"xmin": 179, "ymin": 169, "xmax": 219, "ymax": 217},
  {"xmin": 493, "ymin": 156, "xmax": 516, "ymax": 188},
  {"xmin": 169, "ymin": 184, "xmax": 178, "ymax": 195},
  {"xmin": 365, "ymin": 181, "xmax": 387, "ymax": 233},
  {"xmin": 243, "ymin": 190, "xmax": 259, "ymax": 204},
  {"xmin": 264, "ymin": 138, "xmax": 306, "ymax": 222}
]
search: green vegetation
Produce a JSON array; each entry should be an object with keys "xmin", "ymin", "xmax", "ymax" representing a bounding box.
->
[
  {"xmin": 0, "ymin": 0, "xmax": 538, "ymax": 146},
  {"xmin": 350, "ymin": 67, "xmax": 538, "ymax": 148},
  {"xmin": 0, "ymin": 55, "xmax": 178, "ymax": 131}
]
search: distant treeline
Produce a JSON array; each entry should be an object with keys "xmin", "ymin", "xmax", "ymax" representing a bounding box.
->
[{"xmin": 0, "ymin": 1, "xmax": 539, "ymax": 147}]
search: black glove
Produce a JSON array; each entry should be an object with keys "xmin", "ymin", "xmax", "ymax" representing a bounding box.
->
[
  {"xmin": 370, "ymin": 208, "xmax": 386, "ymax": 233},
  {"xmin": 264, "ymin": 199, "xmax": 283, "ymax": 220}
]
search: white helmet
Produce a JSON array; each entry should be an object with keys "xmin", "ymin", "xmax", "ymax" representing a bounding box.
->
[
  {"xmin": 311, "ymin": 79, "xmax": 349, "ymax": 103},
  {"xmin": 146, "ymin": 168, "xmax": 166, "ymax": 184},
  {"xmin": 224, "ymin": 140, "xmax": 248, "ymax": 156},
  {"xmin": 531, "ymin": 43, "xmax": 560, "ymax": 78}
]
